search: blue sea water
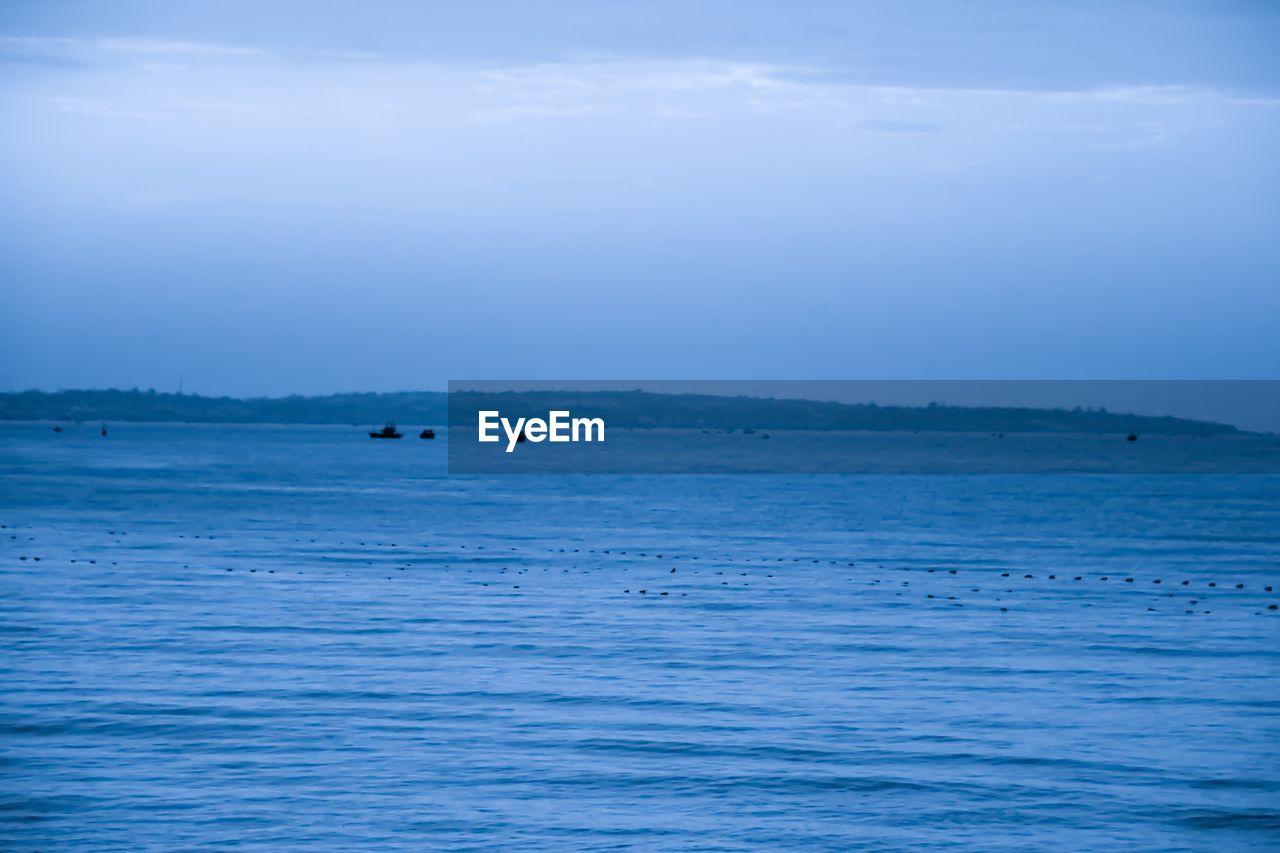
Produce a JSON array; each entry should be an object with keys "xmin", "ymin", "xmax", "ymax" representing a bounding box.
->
[{"xmin": 2, "ymin": 423, "xmax": 1278, "ymax": 850}]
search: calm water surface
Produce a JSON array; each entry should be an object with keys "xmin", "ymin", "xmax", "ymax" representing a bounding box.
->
[{"xmin": 2, "ymin": 423, "xmax": 1278, "ymax": 850}]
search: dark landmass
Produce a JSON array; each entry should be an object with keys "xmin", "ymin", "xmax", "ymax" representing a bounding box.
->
[
  {"xmin": 0, "ymin": 388, "xmax": 1248, "ymax": 435},
  {"xmin": 0, "ymin": 389, "xmax": 448, "ymax": 426},
  {"xmin": 448, "ymin": 390, "xmax": 1241, "ymax": 435}
]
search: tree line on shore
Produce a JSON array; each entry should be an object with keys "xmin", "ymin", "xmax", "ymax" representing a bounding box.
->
[{"xmin": 0, "ymin": 388, "xmax": 1244, "ymax": 436}]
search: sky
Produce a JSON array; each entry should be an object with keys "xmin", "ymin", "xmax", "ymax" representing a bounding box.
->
[{"xmin": 1, "ymin": 1, "xmax": 1278, "ymax": 396}]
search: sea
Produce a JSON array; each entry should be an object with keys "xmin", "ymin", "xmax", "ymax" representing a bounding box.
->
[{"xmin": 2, "ymin": 422, "xmax": 1278, "ymax": 850}]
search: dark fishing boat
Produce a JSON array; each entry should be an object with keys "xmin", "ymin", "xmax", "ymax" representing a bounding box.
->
[
  {"xmin": 369, "ymin": 424, "xmax": 403, "ymax": 439},
  {"xmin": 419, "ymin": 428, "xmax": 436, "ymax": 439},
  {"xmin": 52, "ymin": 425, "xmax": 63, "ymax": 433}
]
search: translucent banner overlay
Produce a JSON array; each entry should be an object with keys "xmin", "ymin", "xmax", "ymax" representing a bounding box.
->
[{"xmin": 447, "ymin": 381, "xmax": 1280, "ymax": 474}]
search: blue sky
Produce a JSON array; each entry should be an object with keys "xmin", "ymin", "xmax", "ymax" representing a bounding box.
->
[{"xmin": 1, "ymin": 1, "xmax": 1278, "ymax": 395}]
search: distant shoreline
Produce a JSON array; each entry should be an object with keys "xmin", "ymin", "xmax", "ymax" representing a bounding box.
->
[{"xmin": 0, "ymin": 388, "xmax": 1255, "ymax": 436}]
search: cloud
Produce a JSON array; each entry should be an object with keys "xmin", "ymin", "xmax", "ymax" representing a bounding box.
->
[
  {"xmin": 469, "ymin": 104, "xmax": 598, "ymax": 125},
  {"xmin": 3, "ymin": 34, "xmax": 1276, "ymax": 219},
  {"xmin": 6, "ymin": 39, "xmax": 1263, "ymax": 143},
  {"xmin": 43, "ymin": 96, "xmax": 169, "ymax": 121},
  {"xmin": 858, "ymin": 120, "xmax": 942, "ymax": 134},
  {"xmin": 94, "ymin": 38, "xmax": 268, "ymax": 57},
  {"xmin": 0, "ymin": 35, "xmax": 270, "ymax": 71}
]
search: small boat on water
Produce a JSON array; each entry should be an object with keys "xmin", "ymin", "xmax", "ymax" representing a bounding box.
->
[
  {"xmin": 369, "ymin": 424, "xmax": 403, "ymax": 439},
  {"xmin": 419, "ymin": 428, "xmax": 436, "ymax": 440},
  {"xmin": 52, "ymin": 425, "xmax": 63, "ymax": 433}
]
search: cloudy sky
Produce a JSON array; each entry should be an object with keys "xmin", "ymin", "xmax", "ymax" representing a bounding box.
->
[{"xmin": 1, "ymin": 1, "xmax": 1277, "ymax": 395}]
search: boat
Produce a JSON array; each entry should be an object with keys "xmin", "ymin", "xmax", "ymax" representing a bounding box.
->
[
  {"xmin": 52, "ymin": 425, "xmax": 63, "ymax": 433},
  {"xmin": 419, "ymin": 428, "xmax": 436, "ymax": 440},
  {"xmin": 369, "ymin": 424, "xmax": 403, "ymax": 439}
]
